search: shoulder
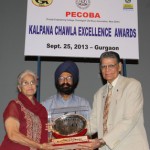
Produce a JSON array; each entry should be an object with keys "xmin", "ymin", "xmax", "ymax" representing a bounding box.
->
[
  {"xmin": 6, "ymin": 99, "xmax": 18, "ymax": 109},
  {"xmin": 119, "ymin": 75, "xmax": 142, "ymax": 87},
  {"xmin": 73, "ymin": 95, "xmax": 87, "ymax": 101},
  {"xmin": 73, "ymin": 95, "xmax": 90, "ymax": 105},
  {"xmin": 41, "ymin": 95, "xmax": 56, "ymax": 104},
  {"xmin": 3, "ymin": 99, "xmax": 20, "ymax": 121},
  {"xmin": 41, "ymin": 95, "xmax": 57, "ymax": 109},
  {"xmin": 95, "ymin": 84, "xmax": 107, "ymax": 96}
]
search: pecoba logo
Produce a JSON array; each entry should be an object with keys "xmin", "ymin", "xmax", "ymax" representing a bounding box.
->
[{"xmin": 32, "ymin": 0, "xmax": 53, "ymax": 7}]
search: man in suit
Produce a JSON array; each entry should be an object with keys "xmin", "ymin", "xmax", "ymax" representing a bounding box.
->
[{"xmin": 79, "ymin": 51, "xmax": 149, "ymax": 150}]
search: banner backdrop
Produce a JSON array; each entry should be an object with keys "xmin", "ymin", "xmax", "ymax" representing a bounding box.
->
[{"xmin": 24, "ymin": 0, "xmax": 139, "ymax": 59}]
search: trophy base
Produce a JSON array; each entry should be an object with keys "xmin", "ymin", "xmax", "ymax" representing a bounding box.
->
[{"xmin": 52, "ymin": 136, "xmax": 89, "ymax": 150}]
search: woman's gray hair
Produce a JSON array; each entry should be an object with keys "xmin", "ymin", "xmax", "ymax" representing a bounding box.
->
[{"xmin": 17, "ymin": 70, "xmax": 38, "ymax": 85}]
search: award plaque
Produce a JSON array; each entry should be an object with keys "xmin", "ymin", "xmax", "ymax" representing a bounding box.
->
[{"xmin": 49, "ymin": 107, "xmax": 90, "ymax": 149}]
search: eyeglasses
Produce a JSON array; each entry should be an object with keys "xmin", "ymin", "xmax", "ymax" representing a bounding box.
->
[
  {"xmin": 100, "ymin": 64, "xmax": 118, "ymax": 70},
  {"xmin": 20, "ymin": 81, "xmax": 37, "ymax": 86},
  {"xmin": 58, "ymin": 76, "xmax": 73, "ymax": 82}
]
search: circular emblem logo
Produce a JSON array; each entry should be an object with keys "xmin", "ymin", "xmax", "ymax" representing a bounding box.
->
[
  {"xmin": 32, "ymin": 0, "xmax": 53, "ymax": 7},
  {"xmin": 125, "ymin": 0, "xmax": 131, "ymax": 3},
  {"xmin": 76, "ymin": 0, "xmax": 90, "ymax": 9}
]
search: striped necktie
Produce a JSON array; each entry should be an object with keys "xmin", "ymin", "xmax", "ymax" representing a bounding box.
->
[{"xmin": 103, "ymin": 84, "xmax": 113, "ymax": 135}]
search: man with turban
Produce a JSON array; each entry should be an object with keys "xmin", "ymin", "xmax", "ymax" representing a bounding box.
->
[{"xmin": 42, "ymin": 60, "xmax": 91, "ymax": 121}]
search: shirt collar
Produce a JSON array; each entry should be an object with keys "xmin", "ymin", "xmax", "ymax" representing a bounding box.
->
[{"xmin": 107, "ymin": 74, "xmax": 120, "ymax": 88}]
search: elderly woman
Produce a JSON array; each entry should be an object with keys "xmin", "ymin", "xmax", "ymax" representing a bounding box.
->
[{"xmin": 0, "ymin": 70, "xmax": 54, "ymax": 150}]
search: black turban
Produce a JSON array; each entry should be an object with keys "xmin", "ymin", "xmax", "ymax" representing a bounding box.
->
[{"xmin": 55, "ymin": 61, "xmax": 79, "ymax": 87}]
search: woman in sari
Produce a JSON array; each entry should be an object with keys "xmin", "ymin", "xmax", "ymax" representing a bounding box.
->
[{"xmin": 0, "ymin": 70, "xmax": 55, "ymax": 150}]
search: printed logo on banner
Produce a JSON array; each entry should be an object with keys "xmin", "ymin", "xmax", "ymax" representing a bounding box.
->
[
  {"xmin": 125, "ymin": 0, "xmax": 131, "ymax": 3},
  {"xmin": 123, "ymin": 0, "xmax": 133, "ymax": 10},
  {"xmin": 32, "ymin": 0, "xmax": 53, "ymax": 7},
  {"xmin": 76, "ymin": 0, "xmax": 91, "ymax": 9}
]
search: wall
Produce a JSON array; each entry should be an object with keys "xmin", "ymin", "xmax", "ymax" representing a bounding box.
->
[{"xmin": 0, "ymin": 0, "xmax": 150, "ymax": 145}]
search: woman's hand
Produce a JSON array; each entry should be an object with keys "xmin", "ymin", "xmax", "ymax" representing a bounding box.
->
[
  {"xmin": 40, "ymin": 142, "xmax": 56, "ymax": 150},
  {"xmin": 45, "ymin": 122, "xmax": 55, "ymax": 132},
  {"xmin": 5, "ymin": 117, "xmax": 56, "ymax": 150}
]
